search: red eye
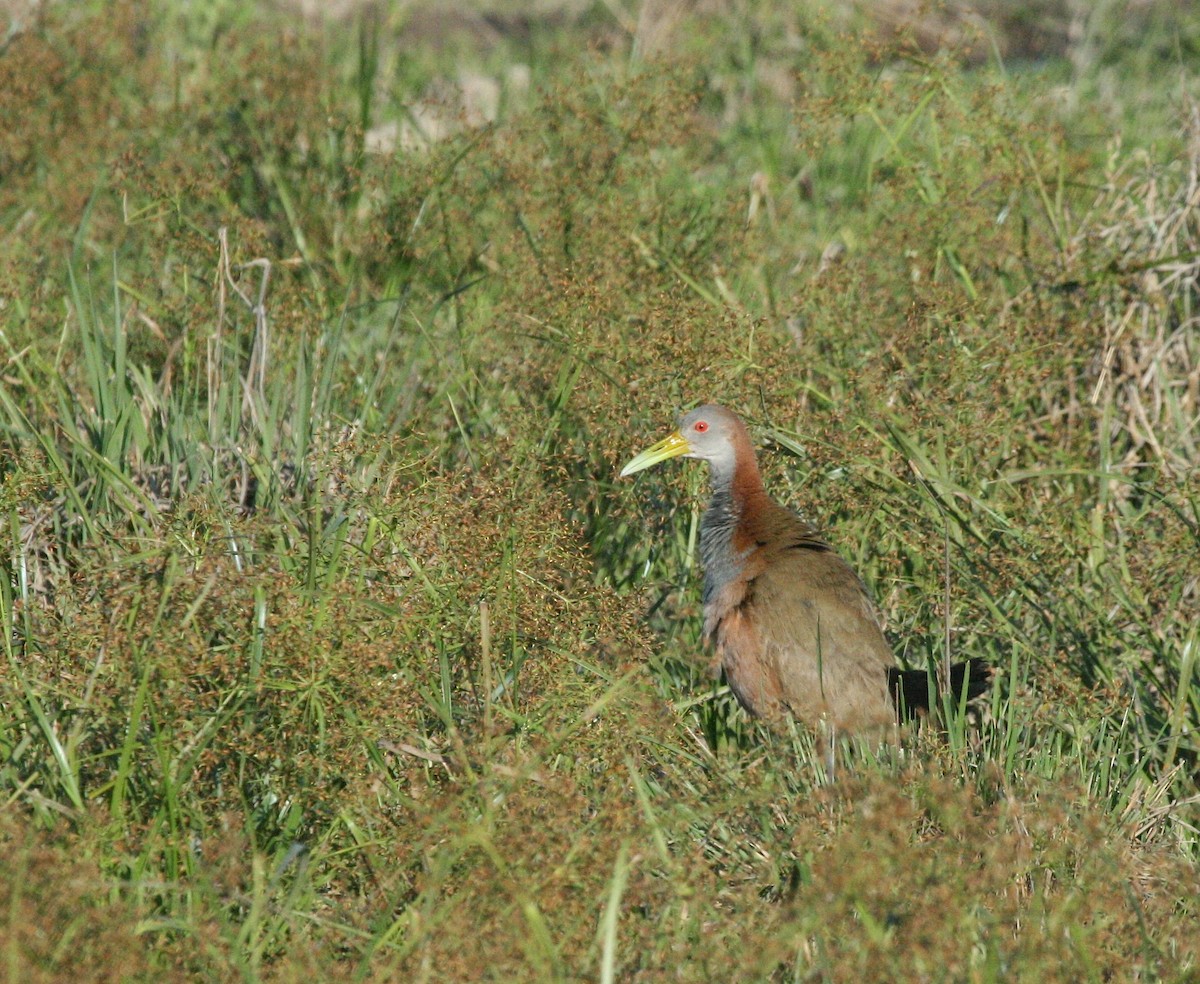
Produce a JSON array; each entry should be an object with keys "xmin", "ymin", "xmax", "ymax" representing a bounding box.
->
[{"xmin": 694, "ymin": 420, "xmax": 709, "ymax": 433}]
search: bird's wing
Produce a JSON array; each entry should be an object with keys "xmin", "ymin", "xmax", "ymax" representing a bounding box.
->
[{"xmin": 740, "ymin": 536, "xmax": 897, "ymax": 732}]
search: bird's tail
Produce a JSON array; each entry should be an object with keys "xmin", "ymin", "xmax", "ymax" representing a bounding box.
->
[{"xmin": 888, "ymin": 658, "xmax": 993, "ymax": 721}]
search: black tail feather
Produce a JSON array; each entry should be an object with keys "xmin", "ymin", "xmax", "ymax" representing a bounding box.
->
[{"xmin": 888, "ymin": 658, "xmax": 993, "ymax": 721}]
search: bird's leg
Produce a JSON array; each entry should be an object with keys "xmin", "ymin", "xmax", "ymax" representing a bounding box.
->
[{"xmin": 822, "ymin": 720, "xmax": 837, "ymax": 784}]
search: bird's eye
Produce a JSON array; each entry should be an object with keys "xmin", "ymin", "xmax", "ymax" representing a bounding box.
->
[{"xmin": 693, "ymin": 421, "xmax": 709, "ymax": 433}]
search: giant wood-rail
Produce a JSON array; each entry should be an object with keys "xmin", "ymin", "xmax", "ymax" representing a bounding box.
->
[{"xmin": 621, "ymin": 404, "xmax": 990, "ymax": 752}]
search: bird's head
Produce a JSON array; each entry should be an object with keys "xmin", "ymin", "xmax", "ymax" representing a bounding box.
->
[{"xmin": 620, "ymin": 404, "xmax": 746, "ymax": 480}]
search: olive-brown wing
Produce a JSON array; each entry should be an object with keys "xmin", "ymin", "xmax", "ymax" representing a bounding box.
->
[{"xmin": 745, "ymin": 543, "xmax": 896, "ymax": 733}]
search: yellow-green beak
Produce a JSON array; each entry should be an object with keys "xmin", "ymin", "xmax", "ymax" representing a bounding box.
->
[{"xmin": 620, "ymin": 430, "xmax": 691, "ymax": 477}]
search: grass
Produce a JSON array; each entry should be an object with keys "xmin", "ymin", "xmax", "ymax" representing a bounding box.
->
[{"xmin": 1, "ymin": 0, "xmax": 1198, "ymax": 980}]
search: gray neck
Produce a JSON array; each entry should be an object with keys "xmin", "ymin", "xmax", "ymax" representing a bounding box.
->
[{"xmin": 699, "ymin": 474, "xmax": 745, "ymax": 606}]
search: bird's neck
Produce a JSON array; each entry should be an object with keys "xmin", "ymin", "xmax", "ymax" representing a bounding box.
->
[{"xmin": 699, "ymin": 452, "xmax": 768, "ymax": 605}]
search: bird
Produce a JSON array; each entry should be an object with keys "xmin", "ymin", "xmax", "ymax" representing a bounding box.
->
[{"xmin": 620, "ymin": 404, "xmax": 990, "ymax": 761}]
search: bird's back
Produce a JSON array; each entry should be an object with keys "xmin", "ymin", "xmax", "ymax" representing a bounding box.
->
[{"xmin": 707, "ymin": 499, "xmax": 897, "ymax": 735}]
